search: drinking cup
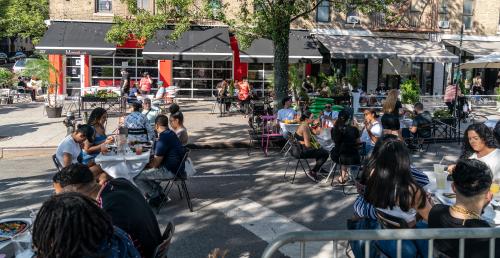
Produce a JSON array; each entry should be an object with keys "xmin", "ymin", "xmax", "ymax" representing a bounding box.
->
[
  {"xmin": 434, "ymin": 164, "xmax": 446, "ymax": 174},
  {"xmin": 436, "ymin": 172, "xmax": 448, "ymax": 190},
  {"xmin": 135, "ymin": 145, "xmax": 143, "ymax": 155}
]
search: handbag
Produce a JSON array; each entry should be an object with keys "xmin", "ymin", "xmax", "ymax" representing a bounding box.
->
[{"xmin": 185, "ymin": 157, "xmax": 197, "ymax": 177}]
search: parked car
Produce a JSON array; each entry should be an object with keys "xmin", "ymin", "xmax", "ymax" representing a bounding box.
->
[
  {"xmin": 0, "ymin": 52, "xmax": 7, "ymax": 64},
  {"xmin": 13, "ymin": 58, "xmax": 36, "ymax": 74},
  {"xmin": 9, "ymin": 52, "xmax": 27, "ymax": 62}
]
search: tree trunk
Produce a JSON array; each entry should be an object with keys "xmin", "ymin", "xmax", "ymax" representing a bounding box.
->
[{"xmin": 272, "ymin": 21, "xmax": 290, "ymax": 110}]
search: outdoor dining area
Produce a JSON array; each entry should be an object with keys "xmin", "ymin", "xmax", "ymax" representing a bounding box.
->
[{"xmin": 239, "ymin": 86, "xmax": 500, "ymax": 257}]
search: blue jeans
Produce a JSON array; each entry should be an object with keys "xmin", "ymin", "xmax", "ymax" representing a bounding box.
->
[{"xmin": 376, "ymin": 221, "xmax": 428, "ymax": 258}]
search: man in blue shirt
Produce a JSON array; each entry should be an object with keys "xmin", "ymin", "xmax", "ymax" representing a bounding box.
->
[{"xmin": 134, "ymin": 115, "xmax": 185, "ymax": 205}]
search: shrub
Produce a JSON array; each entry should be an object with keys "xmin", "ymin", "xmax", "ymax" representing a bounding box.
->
[
  {"xmin": 400, "ymin": 79, "xmax": 420, "ymax": 104},
  {"xmin": 0, "ymin": 68, "xmax": 13, "ymax": 88}
]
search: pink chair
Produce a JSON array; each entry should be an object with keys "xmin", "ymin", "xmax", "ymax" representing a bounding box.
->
[{"xmin": 261, "ymin": 115, "xmax": 282, "ymax": 156}]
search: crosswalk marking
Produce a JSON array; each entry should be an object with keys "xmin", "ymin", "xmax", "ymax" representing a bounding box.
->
[{"xmin": 210, "ymin": 197, "xmax": 349, "ymax": 258}]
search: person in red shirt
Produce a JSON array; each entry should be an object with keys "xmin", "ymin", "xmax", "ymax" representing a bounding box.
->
[
  {"xmin": 237, "ymin": 77, "xmax": 251, "ymax": 113},
  {"xmin": 139, "ymin": 72, "xmax": 153, "ymax": 95}
]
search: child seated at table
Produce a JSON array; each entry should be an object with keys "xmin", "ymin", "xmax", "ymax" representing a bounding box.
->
[{"xmin": 428, "ymin": 159, "xmax": 500, "ymax": 258}]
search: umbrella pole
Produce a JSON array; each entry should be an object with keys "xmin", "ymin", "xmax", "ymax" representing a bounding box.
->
[{"xmin": 454, "ymin": 24, "xmax": 465, "ymax": 143}]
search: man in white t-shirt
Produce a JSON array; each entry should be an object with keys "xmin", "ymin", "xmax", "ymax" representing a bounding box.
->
[
  {"xmin": 321, "ymin": 104, "xmax": 338, "ymax": 128},
  {"xmin": 277, "ymin": 97, "xmax": 296, "ymax": 136},
  {"xmin": 56, "ymin": 124, "xmax": 94, "ymax": 167}
]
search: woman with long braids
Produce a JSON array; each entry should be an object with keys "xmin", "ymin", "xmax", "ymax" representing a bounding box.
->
[
  {"xmin": 32, "ymin": 192, "xmax": 140, "ymax": 258},
  {"xmin": 448, "ymin": 123, "xmax": 500, "ymax": 178}
]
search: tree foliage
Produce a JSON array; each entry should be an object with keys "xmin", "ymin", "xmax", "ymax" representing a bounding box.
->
[
  {"xmin": 0, "ymin": 0, "xmax": 49, "ymax": 45},
  {"xmin": 107, "ymin": 0, "xmax": 405, "ymax": 105}
]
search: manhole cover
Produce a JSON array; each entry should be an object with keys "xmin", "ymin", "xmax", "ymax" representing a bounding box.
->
[{"xmin": 0, "ymin": 136, "xmax": 12, "ymax": 142}]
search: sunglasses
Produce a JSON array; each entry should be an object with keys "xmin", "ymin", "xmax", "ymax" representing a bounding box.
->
[{"xmin": 325, "ymin": 106, "xmax": 332, "ymax": 108}]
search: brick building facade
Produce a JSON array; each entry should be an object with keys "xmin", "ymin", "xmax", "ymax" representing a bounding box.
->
[{"xmin": 38, "ymin": 0, "xmax": 500, "ymax": 97}]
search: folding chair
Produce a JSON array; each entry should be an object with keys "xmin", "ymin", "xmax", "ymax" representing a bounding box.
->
[
  {"xmin": 151, "ymin": 221, "xmax": 175, "ymax": 258},
  {"xmin": 260, "ymin": 115, "xmax": 282, "ymax": 156},
  {"xmin": 52, "ymin": 154, "xmax": 63, "ymax": 172},
  {"xmin": 155, "ymin": 148, "xmax": 193, "ymax": 213},
  {"xmin": 283, "ymin": 137, "xmax": 312, "ymax": 184}
]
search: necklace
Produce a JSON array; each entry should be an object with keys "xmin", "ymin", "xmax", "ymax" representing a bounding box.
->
[{"xmin": 450, "ymin": 205, "xmax": 481, "ymax": 225}]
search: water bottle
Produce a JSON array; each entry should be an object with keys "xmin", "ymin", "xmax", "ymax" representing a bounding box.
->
[{"xmin": 83, "ymin": 111, "xmax": 88, "ymax": 124}]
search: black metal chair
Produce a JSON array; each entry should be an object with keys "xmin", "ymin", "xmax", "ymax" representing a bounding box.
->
[
  {"xmin": 52, "ymin": 154, "xmax": 63, "ymax": 172},
  {"xmin": 151, "ymin": 221, "xmax": 175, "ymax": 258},
  {"xmin": 283, "ymin": 136, "xmax": 311, "ymax": 184},
  {"xmin": 155, "ymin": 148, "xmax": 193, "ymax": 213}
]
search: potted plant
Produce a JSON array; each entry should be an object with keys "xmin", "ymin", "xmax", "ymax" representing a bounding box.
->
[
  {"xmin": 400, "ymin": 79, "xmax": 420, "ymax": 111},
  {"xmin": 433, "ymin": 108, "xmax": 455, "ymax": 126},
  {"xmin": 0, "ymin": 68, "xmax": 14, "ymax": 104},
  {"xmin": 22, "ymin": 55, "xmax": 63, "ymax": 118}
]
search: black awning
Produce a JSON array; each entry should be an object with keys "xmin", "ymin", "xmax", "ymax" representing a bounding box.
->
[
  {"xmin": 142, "ymin": 27, "xmax": 233, "ymax": 61},
  {"xmin": 239, "ymin": 30, "xmax": 323, "ymax": 63},
  {"xmin": 35, "ymin": 21, "xmax": 116, "ymax": 56}
]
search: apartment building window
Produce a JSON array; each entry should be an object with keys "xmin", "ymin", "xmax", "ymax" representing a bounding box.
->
[
  {"xmin": 498, "ymin": 10, "xmax": 500, "ymax": 33},
  {"xmin": 137, "ymin": 0, "xmax": 149, "ymax": 10},
  {"xmin": 316, "ymin": 0, "xmax": 330, "ymax": 23},
  {"xmin": 438, "ymin": 0, "xmax": 448, "ymax": 22},
  {"xmin": 463, "ymin": 0, "xmax": 474, "ymax": 30},
  {"xmin": 96, "ymin": 0, "xmax": 112, "ymax": 13}
]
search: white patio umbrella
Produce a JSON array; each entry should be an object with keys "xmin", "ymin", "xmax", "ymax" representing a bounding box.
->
[{"xmin": 460, "ymin": 52, "xmax": 500, "ymax": 69}]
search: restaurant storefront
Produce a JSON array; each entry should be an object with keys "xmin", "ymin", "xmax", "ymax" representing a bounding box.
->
[
  {"xmin": 444, "ymin": 40, "xmax": 500, "ymax": 94},
  {"xmin": 36, "ymin": 22, "xmax": 235, "ymax": 99},
  {"xmin": 315, "ymin": 35, "xmax": 458, "ymax": 95}
]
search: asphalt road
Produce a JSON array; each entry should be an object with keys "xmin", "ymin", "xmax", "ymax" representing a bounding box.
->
[{"xmin": 0, "ymin": 146, "xmax": 461, "ymax": 258}]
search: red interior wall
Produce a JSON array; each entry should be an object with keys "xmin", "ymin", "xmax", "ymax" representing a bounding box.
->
[
  {"xmin": 305, "ymin": 64, "xmax": 312, "ymax": 76},
  {"xmin": 159, "ymin": 60, "xmax": 173, "ymax": 86},
  {"xmin": 230, "ymin": 36, "xmax": 247, "ymax": 80},
  {"xmin": 48, "ymin": 54, "xmax": 64, "ymax": 94},
  {"xmin": 84, "ymin": 55, "xmax": 90, "ymax": 88}
]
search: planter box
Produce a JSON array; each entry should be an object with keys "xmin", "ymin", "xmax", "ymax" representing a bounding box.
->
[
  {"xmin": 434, "ymin": 117, "xmax": 456, "ymax": 126},
  {"xmin": 46, "ymin": 106, "xmax": 63, "ymax": 118}
]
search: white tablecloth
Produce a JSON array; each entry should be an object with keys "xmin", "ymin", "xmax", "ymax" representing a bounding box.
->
[
  {"xmin": 282, "ymin": 123, "xmax": 300, "ymax": 135},
  {"xmin": 95, "ymin": 151, "xmax": 151, "ymax": 181},
  {"xmin": 423, "ymin": 171, "xmax": 500, "ymax": 226}
]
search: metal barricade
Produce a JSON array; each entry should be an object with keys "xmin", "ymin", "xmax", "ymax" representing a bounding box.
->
[{"xmin": 261, "ymin": 228, "xmax": 500, "ymax": 258}]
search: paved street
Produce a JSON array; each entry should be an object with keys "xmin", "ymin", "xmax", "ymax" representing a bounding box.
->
[{"xmin": 0, "ymin": 144, "xmax": 461, "ymax": 257}]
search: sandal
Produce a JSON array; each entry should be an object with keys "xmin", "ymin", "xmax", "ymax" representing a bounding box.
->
[{"xmin": 337, "ymin": 175, "xmax": 349, "ymax": 185}]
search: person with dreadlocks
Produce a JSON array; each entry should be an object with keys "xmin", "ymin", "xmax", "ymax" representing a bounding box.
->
[
  {"xmin": 32, "ymin": 192, "xmax": 140, "ymax": 258},
  {"xmin": 52, "ymin": 164, "xmax": 161, "ymax": 258}
]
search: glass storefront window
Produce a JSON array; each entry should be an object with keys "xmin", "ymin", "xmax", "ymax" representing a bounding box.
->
[
  {"xmin": 65, "ymin": 56, "xmax": 81, "ymax": 96},
  {"xmin": 172, "ymin": 60, "xmax": 232, "ymax": 99},
  {"xmin": 91, "ymin": 48, "xmax": 158, "ymax": 90}
]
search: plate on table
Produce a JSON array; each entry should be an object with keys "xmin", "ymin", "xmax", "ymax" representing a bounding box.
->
[{"xmin": 0, "ymin": 219, "xmax": 30, "ymax": 239}]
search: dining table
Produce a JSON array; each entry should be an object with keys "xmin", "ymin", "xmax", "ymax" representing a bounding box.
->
[
  {"xmin": 423, "ymin": 171, "xmax": 500, "ymax": 226},
  {"xmin": 0, "ymin": 217, "xmax": 34, "ymax": 258},
  {"xmin": 95, "ymin": 149, "xmax": 151, "ymax": 182}
]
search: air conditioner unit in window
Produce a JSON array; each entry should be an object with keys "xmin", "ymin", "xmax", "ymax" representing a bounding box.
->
[
  {"xmin": 346, "ymin": 16, "xmax": 360, "ymax": 24},
  {"xmin": 438, "ymin": 20, "xmax": 450, "ymax": 29}
]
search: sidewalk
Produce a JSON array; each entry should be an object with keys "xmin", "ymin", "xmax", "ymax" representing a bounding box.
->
[{"xmin": 0, "ymin": 101, "xmax": 249, "ymax": 151}]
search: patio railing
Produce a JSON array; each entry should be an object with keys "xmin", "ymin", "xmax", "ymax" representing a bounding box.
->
[{"xmin": 261, "ymin": 228, "xmax": 500, "ymax": 258}]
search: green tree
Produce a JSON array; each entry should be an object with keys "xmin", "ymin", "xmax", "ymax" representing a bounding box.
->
[
  {"xmin": 0, "ymin": 0, "xmax": 49, "ymax": 45},
  {"xmin": 107, "ymin": 0, "xmax": 404, "ymax": 106}
]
